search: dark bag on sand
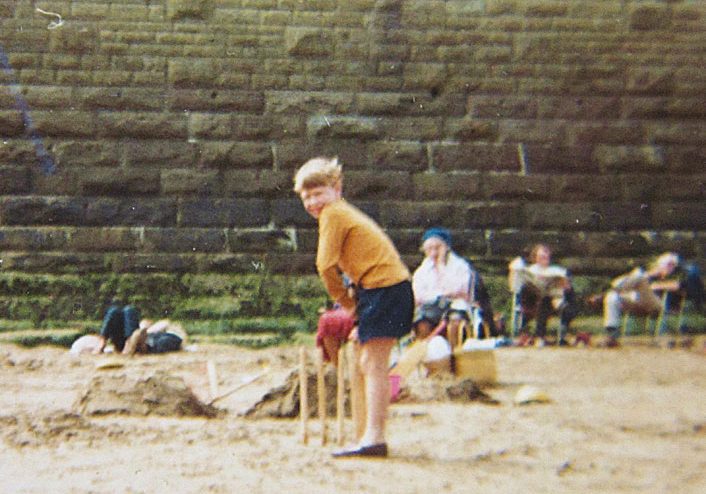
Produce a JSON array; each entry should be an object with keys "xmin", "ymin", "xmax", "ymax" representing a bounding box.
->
[{"xmin": 146, "ymin": 332, "xmax": 182, "ymax": 354}]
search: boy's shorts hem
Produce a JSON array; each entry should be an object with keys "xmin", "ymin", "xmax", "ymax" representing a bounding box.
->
[{"xmin": 356, "ymin": 280, "xmax": 413, "ymax": 344}]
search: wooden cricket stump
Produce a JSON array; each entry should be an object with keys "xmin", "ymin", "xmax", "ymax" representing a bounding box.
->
[
  {"xmin": 336, "ymin": 346, "xmax": 345, "ymax": 445},
  {"xmin": 347, "ymin": 342, "xmax": 366, "ymax": 442},
  {"xmin": 297, "ymin": 344, "xmax": 364, "ymax": 447},
  {"xmin": 299, "ymin": 346, "xmax": 308, "ymax": 445},
  {"xmin": 316, "ymin": 349, "xmax": 327, "ymax": 445}
]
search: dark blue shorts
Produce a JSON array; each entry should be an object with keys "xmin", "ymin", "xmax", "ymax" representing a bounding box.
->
[{"xmin": 356, "ymin": 280, "xmax": 413, "ymax": 344}]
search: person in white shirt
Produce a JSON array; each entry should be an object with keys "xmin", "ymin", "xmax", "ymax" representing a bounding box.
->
[
  {"xmin": 517, "ymin": 243, "xmax": 577, "ymax": 346},
  {"xmin": 412, "ymin": 227, "xmax": 475, "ymax": 348}
]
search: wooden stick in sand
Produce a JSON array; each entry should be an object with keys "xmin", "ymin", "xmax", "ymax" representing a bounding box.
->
[
  {"xmin": 336, "ymin": 346, "xmax": 345, "ymax": 446},
  {"xmin": 348, "ymin": 342, "xmax": 366, "ymax": 441},
  {"xmin": 207, "ymin": 360, "xmax": 219, "ymax": 401},
  {"xmin": 299, "ymin": 346, "xmax": 309, "ymax": 445},
  {"xmin": 316, "ymin": 349, "xmax": 327, "ymax": 445}
]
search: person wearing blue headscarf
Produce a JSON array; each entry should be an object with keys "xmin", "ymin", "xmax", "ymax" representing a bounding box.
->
[{"xmin": 411, "ymin": 228, "xmax": 476, "ymax": 345}]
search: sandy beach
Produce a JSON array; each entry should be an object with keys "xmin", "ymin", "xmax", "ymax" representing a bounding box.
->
[{"xmin": 1, "ymin": 340, "xmax": 705, "ymax": 494}]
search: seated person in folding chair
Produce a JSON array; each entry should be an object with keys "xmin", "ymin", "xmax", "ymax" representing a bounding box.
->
[
  {"xmin": 651, "ymin": 259, "xmax": 705, "ymax": 336},
  {"xmin": 677, "ymin": 261, "xmax": 704, "ymax": 330},
  {"xmin": 603, "ymin": 252, "xmax": 682, "ymax": 347},
  {"xmin": 412, "ymin": 227, "xmax": 498, "ymax": 349},
  {"xmin": 511, "ymin": 243, "xmax": 577, "ymax": 347}
]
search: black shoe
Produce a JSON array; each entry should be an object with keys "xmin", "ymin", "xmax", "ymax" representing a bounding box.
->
[
  {"xmin": 332, "ymin": 443, "xmax": 388, "ymax": 458},
  {"xmin": 558, "ymin": 339, "xmax": 569, "ymax": 347}
]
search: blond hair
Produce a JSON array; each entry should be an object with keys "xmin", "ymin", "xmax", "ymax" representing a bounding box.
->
[{"xmin": 293, "ymin": 156, "xmax": 342, "ymax": 193}]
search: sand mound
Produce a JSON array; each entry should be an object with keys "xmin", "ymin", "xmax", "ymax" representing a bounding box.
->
[
  {"xmin": 75, "ymin": 371, "xmax": 220, "ymax": 418},
  {"xmin": 245, "ymin": 367, "xmax": 348, "ymax": 419},
  {"xmin": 397, "ymin": 373, "xmax": 499, "ymax": 404}
]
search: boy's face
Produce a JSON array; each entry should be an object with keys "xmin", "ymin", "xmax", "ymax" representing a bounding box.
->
[{"xmin": 299, "ymin": 183, "xmax": 341, "ymax": 219}]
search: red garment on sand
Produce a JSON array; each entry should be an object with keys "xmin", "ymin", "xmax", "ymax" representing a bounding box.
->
[{"xmin": 316, "ymin": 308, "xmax": 356, "ymax": 361}]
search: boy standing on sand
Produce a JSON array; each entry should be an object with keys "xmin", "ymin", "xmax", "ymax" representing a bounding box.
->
[{"xmin": 294, "ymin": 157, "xmax": 413, "ymax": 458}]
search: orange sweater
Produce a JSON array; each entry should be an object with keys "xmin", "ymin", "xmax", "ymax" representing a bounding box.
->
[{"xmin": 316, "ymin": 199, "xmax": 410, "ymax": 311}]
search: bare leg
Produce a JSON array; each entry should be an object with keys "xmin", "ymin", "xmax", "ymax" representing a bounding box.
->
[{"xmin": 358, "ymin": 337, "xmax": 395, "ymax": 446}]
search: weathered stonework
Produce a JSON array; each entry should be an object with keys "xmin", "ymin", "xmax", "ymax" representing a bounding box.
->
[{"xmin": 0, "ymin": 0, "xmax": 703, "ymax": 321}]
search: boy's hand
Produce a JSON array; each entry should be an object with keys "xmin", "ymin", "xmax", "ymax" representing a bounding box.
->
[{"xmin": 348, "ymin": 326, "xmax": 359, "ymax": 342}]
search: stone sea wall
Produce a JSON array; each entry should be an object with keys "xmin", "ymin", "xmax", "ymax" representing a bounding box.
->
[{"xmin": 0, "ymin": 0, "xmax": 704, "ymax": 322}]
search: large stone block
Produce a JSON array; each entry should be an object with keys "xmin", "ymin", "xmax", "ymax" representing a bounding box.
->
[
  {"xmin": 537, "ymin": 96, "xmax": 621, "ymax": 120},
  {"xmin": 626, "ymin": 67, "xmax": 676, "ymax": 95},
  {"xmin": 266, "ymin": 91, "xmax": 354, "ymax": 114},
  {"xmin": 85, "ymin": 198, "xmax": 178, "ymax": 227},
  {"xmin": 379, "ymin": 201, "xmax": 462, "ymax": 228},
  {"xmin": 68, "ymin": 227, "xmax": 141, "ymax": 252},
  {"xmin": 275, "ymin": 139, "xmax": 371, "ymax": 170},
  {"xmin": 0, "ymin": 166, "xmax": 30, "ymax": 194},
  {"xmin": 161, "ymin": 169, "xmax": 221, "ymax": 196},
  {"xmin": 20, "ymin": 86, "xmax": 74, "ymax": 109},
  {"xmin": 198, "ymin": 141, "xmax": 273, "ymax": 169},
  {"xmin": 0, "ymin": 197, "xmax": 86, "ymax": 226},
  {"xmin": 523, "ymin": 145, "xmax": 595, "ymax": 174},
  {"xmin": 49, "ymin": 25, "xmax": 98, "ymax": 55},
  {"xmin": 592, "ymin": 202, "xmax": 654, "ymax": 231},
  {"xmin": 433, "ymin": 143, "xmax": 518, "ymax": 172},
  {"xmin": 307, "ymin": 115, "xmax": 379, "ymax": 140},
  {"xmin": 593, "ymin": 145, "xmax": 665, "ymax": 173},
  {"xmin": 223, "ymin": 170, "xmax": 291, "ymax": 198},
  {"xmin": 168, "ymin": 90, "xmax": 265, "ymax": 113},
  {"xmin": 0, "ymin": 140, "xmax": 43, "ymax": 167},
  {"xmin": 284, "ymin": 28, "xmax": 334, "ymax": 57},
  {"xmin": 81, "ymin": 168, "xmax": 162, "ymax": 196},
  {"xmin": 445, "ymin": 118, "xmax": 499, "ymax": 142},
  {"xmin": 0, "ymin": 227, "xmax": 69, "ymax": 251},
  {"xmin": 53, "ymin": 141, "xmax": 120, "ymax": 168},
  {"xmin": 168, "ymin": 59, "xmax": 220, "ymax": 87},
  {"xmin": 568, "ymin": 232, "xmax": 654, "ymax": 259},
  {"xmin": 645, "ymin": 122, "xmax": 706, "ymax": 145},
  {"xmin": 412, "ymin": 172, "xmax": 481, "ymax": 200},
  {"xmin": 470, "ymin": 95, "xmax": 538, "ymax": 119},
  {"xmin": 524, "ymin": 202, "xmax": 600, "ymax": 231},
  {"xmin": 548, "ymin": 175, "xmax": 621, "ymax": 202},
  {"xmin": 124, "ymin": 140, "xmax": 197, "ymax": 168},
  {"xmin": 0, "ymin": 111, "xmax": 26, "ymax": 136},
  {"xmin": 31, "ymin": 111, "xmax": 96, "ymax": 138},
  {"xmin": 369, "ymin": 141, "xmax": 426, "ymax": 171},
  {"xmin": 664, "ymin": 146, "xmax": 706, "ymax": 173},
  {"xmin": 357, "ymin": 92, "xmax": 465, "ymax": 117},
  {"xmin": 76, "ymin": 87, "xmax": 164, "ymax": 111},
  {"xmin": 143, "ymin": 228, "xmax": 227, "ymax": 253},
  {"xmin": 226, "ymin": 229, "xmax": 297, "ymax": 253},
  {"xmin": 465, "ymin": 202, "xmax": 524, "ymax": 228},
  {"xmin": 629, "ymin": 4, "xmax": 672, "ymax": 31},
  {"xmin": 653, "ymin": 202, "xmax": 706, "ymax": 230},
  {"xmin": 167, "ymin": 0, "xmax": 214, "ymax": 21},
  {"xmin": 344, "ymin": 170, "xmax": 412, "ymax": 200},
  {"xmin": 179, "ymin": 198, "xmax": 269, "ymax": 227},
  {"xmin": 188, "ymin": 113, "xmax": 232, "ymax": 139},
  {"xmin": 482, "ymin": 174, "xmax": 550, "ymax": 201},
  {"xmin": 568, "ymin": 123, "xmax": 645, "ymax": 145},
  {"xmin": 98, "ymin": 112, "xmax": 188, "ymax": 139}
]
